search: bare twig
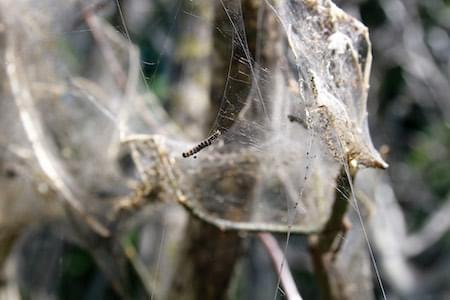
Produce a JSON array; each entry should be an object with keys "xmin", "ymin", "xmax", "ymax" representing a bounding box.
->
[
  {"xmin": 404, "ymin": 196, "xmax": 450, "ymax": 256},
  {"xmin": 83, "ymin": 8, "xmax": 128, "ymax": 90},
  {"xmin": 5, "ymin": 36, "xmax": 110, "ymax": 237},
  {"xmin": 308, "ymin": 167, "xmax": 353, "ymax": 300},
  {"xmin": 258, "ymin": 233, "xmax": 303, "ymax": 300}
]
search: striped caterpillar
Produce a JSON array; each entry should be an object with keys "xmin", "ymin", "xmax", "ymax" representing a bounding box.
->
[{"xmin": 182, "ymin": 130, "xmax": 222, "ymax": 158}]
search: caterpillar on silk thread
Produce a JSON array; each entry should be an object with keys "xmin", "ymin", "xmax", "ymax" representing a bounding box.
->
[{"xmin": 182, "ymin": 130, "xmax": 222, "ymax": 158}]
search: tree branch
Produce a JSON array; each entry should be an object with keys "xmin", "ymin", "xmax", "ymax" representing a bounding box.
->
[{"xmin": 258, "ymin": 233, "xmax": 303, "ymax": 300}]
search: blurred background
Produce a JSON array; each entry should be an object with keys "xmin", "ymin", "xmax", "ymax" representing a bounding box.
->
[{"xmin": 0, "ymin": 0, "xmax": 449, "ymax": 299}]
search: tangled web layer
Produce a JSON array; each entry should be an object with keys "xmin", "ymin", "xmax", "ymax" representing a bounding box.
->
[
  {"xmin": 127, "ymin": 0, "xmax": 387, "ymax": 232},
  {"xmin": 0, "ymin": 0, "xmax": 386, "ymax": 234}
]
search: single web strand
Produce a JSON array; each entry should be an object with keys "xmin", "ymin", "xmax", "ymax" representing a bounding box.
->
[
  {"xmin": 131, "ymin": 0, "xmax": 183, "ymax": 85},
  {"xmin": 328, "ymin": 124, "xmax": 387, "ymax": 300},
  {"xmin": 273, "ymin": 128, "xmax": 314, "ymax": 300},
  {"xmin": 151, "ymin": 223, "xmax": 167, "ymax": 300},
  {"xmin": 342, "ymin": 160, "xmax": 387, "ymax": 300},
  {"xmin": 114, "ymin": 0, "xmax": 179, "ymax": 103}
]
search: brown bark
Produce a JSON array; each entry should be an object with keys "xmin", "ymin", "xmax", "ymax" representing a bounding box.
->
[
  {"xmin": 308, "ymin": 167, "xmax": 353, "ymax": 300},
  {"xmin": 166, "ymin": 1, "xmax": 283, "ymax": 299},
  {"xmin": 165, "ymin": 218, "xmax": 242, "ymax": 300}
]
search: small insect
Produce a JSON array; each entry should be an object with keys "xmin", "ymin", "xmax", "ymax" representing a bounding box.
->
[{"xmin": 182, "ymin": 130, "xmax": 222, "ymax": 158}]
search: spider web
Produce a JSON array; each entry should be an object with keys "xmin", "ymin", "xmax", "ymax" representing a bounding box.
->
[
  {"xmin": 0, "ymin": 0, "xmax": 390, "ymax": 298},
  {"xmin": 133, "ymin": 0, "xmax": 387, "ymax": 233},
  {"xmin": 0, "ymin": 0, "xmax": 386, "ymax": 233}
]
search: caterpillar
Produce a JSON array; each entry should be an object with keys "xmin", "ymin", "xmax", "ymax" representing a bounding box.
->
[{"xmin": 182, "ymin": 130, "xmax": 221, "ymax": 158}]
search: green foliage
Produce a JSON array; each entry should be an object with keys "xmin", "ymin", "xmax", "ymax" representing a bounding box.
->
[
  {"xmin": 409, "ymin": 123, "xmax": 450, "ymax": 198},
  {"xmin": 57, "ymin": 245, "xmax": 120, "ymax": 300}
]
